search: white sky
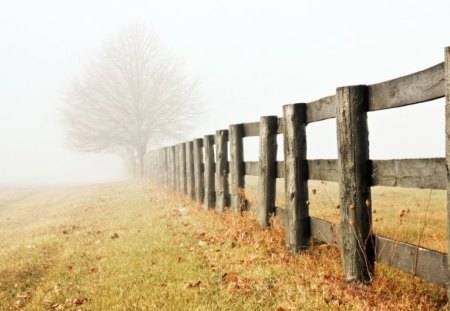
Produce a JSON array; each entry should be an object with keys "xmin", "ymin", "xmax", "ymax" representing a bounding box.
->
[{"xmin": 1, "ymin": 0, "xmax": 450, "ymax": 185}]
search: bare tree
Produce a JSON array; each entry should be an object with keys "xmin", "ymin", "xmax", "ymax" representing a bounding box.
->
[{"xmin": 64, "ymin": 24, "xmax": 201, "ymax": 176}]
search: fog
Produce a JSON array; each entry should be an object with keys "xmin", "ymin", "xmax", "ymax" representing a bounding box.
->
[{"xmin": 1, "ymin": 0, "xmax": 450, "ymax": 185}]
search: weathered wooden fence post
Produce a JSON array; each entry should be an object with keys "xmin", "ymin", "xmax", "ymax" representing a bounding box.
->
[
  {"xmin": 229, "ymin": 123, "xmax": 246, "ymax": 213},
  {"xmin": 257, "ymin": 116, "xmax": 278, "ymax": 228},
  {"xmin": 193, "ymin": 138, "xmax": 205, "ymax": 204},
  {"xmin": 163, "ymin": 147, "xmax": 169, "ymax": 187},
  {"xmin": 283, "ymin": 103, "xmax": 310, "ymax": 251},
  {"xmin": 174, "ymin": 144, "xmax": 180, "ymax": 192},
  {"xmin": 336, "ymin": 85, "xmax": 374, "ymax": 283},
  {"xmin": 204, "ymin": 135, "xmax": 215, "ymax": 209},
  {"xmin": 444, "ymin": 46, "xmax": 450, "ymax": 299},
  {"xmin": 156, "ymin": 150, "xmax": 160, "ymax": 180},
  {"xmin": 215, "ymin": 129, "xmax": 229, "ymax": 213},
  {"xmin": 170, "ymin": 145, "xmax": 176, "ymax": 190},
  {"xmin": 179, "ymin": 143, "xmax": 187, "ymax": 194},
  {"xmin": 186, "ymin": 141, "xmax": 195, "ymax": 199},
  {"xmin": 166, "ymin": 148, "xmax": 171, "ymax": 186}
]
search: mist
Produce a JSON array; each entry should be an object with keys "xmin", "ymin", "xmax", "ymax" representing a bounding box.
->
[{"xmin": 1, "ymin": 0, "xmax": 450, "ymax": 185}]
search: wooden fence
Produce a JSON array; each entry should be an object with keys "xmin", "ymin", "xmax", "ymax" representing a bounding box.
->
[{"xmin": 146, "ymin": 47, "xmax": 450, "ymax": 295}]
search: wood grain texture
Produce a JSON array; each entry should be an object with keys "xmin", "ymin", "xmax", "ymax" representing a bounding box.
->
[
  {"xmin": 368, "ymin": 62, "xmax": 444, "ymax": 111},
  {"xmin": 215, "ymin": 130, "xmax": 229, "ymax": 213},
  {"xmin": 229, "ymin": 124, "xmax": 247, "ymax": 213},
  {"xmin": 203, "ymin": 135, "xmax": 216, "ymax": 209},
  {"xmin": 283, "ymin": 103, "xmax": 310, "ymax": 251},
  {"xmin": 307, "ymin": 158, "xmax": 446, "ymax": 189},
  {"xmin": 308, "ymin": 159, "xmax": 339, "ymax": 182},
  {"xmin": 372, "ymin": 158, "xmax": 446, "ymax": 189},
  {"xmin": 306, "ymin": 95, "xmax": 336, "ymax": 123},
  {"xmin": 193, "ymin": 138, "xmax": 205, "ymax": 204},
  {"xmin": 257, "ymin": 116, "xmax": 278, "ymax": 228},
  {"xmin": 444, "ymin": 46, "xmax": 450, "ymax": 297},
  {"xmin": 375, "ymin": 236, "xmax": 447, "ymax": 285},
  {"xmin": 185, "ymin": 142, "xmax": 195, "ymax": 199},
  {"xmin": 336, "ymin": 85, "xmax": 374, "ymax": 283},
  {"xmin": 310, "ymin": 217, "xmax": 340, "ymax": 246}
]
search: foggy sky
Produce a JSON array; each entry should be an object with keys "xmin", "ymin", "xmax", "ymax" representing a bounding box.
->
[{"xmin": 1, "ymin": 0, "xmax": 450, "ymax": 185}]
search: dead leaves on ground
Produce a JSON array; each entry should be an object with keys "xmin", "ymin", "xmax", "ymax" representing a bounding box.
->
[
  {"xmin": 49, "ymin": 297, "xmax": 87, "ymax": 310},
  {"xmin": 185, "ymin": 280, "xmax": 201, "ymax": 289}
]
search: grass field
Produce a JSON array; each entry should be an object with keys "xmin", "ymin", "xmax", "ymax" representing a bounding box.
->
[
  {"xmin": 0, "ymin": 180, "xmax": 447, "ymax": 310},
  {"xmin": 245, "ymin": 176, "xmax": 448, "ymax": 253}
]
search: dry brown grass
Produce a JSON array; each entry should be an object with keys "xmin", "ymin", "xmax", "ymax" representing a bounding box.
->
[
  {"xmin": 0, "ymin": 180, "xmax": 447, "ymax": 310},
  {"xmin": 246, "ymin": 176, "xmax": 448, "ymax": 253}
]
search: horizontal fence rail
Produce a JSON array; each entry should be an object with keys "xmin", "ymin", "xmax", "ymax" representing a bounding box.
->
[{"xmin": 147, "ymin": 46, "xmax": 450, "ymax": 298}]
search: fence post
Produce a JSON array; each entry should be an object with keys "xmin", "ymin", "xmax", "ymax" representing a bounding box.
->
[
  {"xmin": 156, "ymin": 150, "xmax": 159, "ymax": 179},
  {"xmin": 444, "ymin": 46, "xmax": 450, "ymax": 299},
  {"xmin": 186, "ymin": 141, "xmax": 195, "ymax": 199},
  {"xmin": 204, "ymin": 135, "xmax": 215, "ymax": 209},
  {"xmin": 336, "ymin": 85, "xmax": 373, "ymax": 283},
  {"xmin": 163, "ymin": 147, "xmax": 169, "ymax": 187},
  {"xmin": 193, "ymin": 138, "xmax": 205, "ymax": 203},
  {"xmin": 257, "ymin": 116, "xmax": 278, "ymax": 228},
  {"xmin": 215, "ymin": 129, "xmax": 229, "ymax": 213},
  {"xmin": 179, "ymin": 143, "xmax": 187, "ymax": 194},
  {"xmin": 174, "ymin": 145, "xmax": 179, "ymax": 191},
  {"xmin": 283, "ymin": 103, "xmax": 310, "ymax": 251},
  {"xmin": 170, "ymin": 146, "xmax": 176, "ymax": 190},
  {"xmin": 229, "ymin": 123, "xmax": 246, "ymax": 213}
]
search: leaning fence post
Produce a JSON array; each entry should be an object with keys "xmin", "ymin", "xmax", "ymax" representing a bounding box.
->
[
  {"xmin": 186, "ymin": 141, "xmax": 195, "ymax": 199},
  {"xmin": 257, "ymin": 116, "xmax": 278, "ymax": 228},
  {"xmin": 336, "ymin": 85, "xmax": 374, "ymax": 283},
  {"xmin": 283, "ymin": 103, "xmax": 310, "ymax": 251},
  {"xmin": 193, "ymin": 138, "xmax": 205, "ymax": 203},
  {"xmin": 444, "ymin": 46, "xmax": 450, "ymax": 299},
  {"xmin": 204, "ymin": 135, "xmax": 215, "ymax": 209},
  {"xmin": 215, "ymin": 129, "xmax": 229, "ymax": 213},
  {"xmin": 229, "ymin": 123, "xmax": 246, "ymax": 213}
]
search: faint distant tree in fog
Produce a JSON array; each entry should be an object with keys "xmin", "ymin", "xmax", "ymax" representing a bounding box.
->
[{"xmin": 64, "ymin": 24, "xmax": 202, "ymax": 176}]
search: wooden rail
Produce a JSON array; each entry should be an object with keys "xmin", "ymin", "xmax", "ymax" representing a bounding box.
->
[{"xmin": 147, "ymin": 46, "xmax": 450, "ymax": 296}]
